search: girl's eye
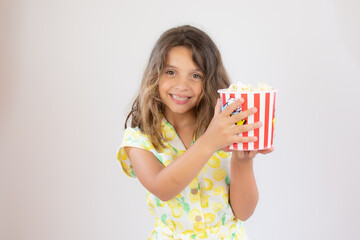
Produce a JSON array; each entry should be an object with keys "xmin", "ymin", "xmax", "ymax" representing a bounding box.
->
[
  {"xmin": 166, "ymin": 70, "xmax": 176, "ymax": 75},
  {"xmin": 192, "ymin": 73, "xmax": 203, "ymax": 79}
]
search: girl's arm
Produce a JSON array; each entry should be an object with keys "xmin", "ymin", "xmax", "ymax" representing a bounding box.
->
[
  {"xmin": 125, "ymin": 99, "xmax": 259, "ymax": 201},
  {"xmin": 229, "ymin": 148, "xmax": 273, "ymax": 221},
  {"xmin": 125, "ymin": 135, "xmax": 214, "ymax": 201}
]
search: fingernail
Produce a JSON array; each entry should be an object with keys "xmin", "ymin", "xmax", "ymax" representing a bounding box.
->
[
  {"xmin": 253, "ymin": 136, "xmax": 258, "ymax": 141},
  {"xmin": 252, "ymin": 107, "xmax": 257, "ymax": 113},
  {"xmin": 258, "ymin": 122, "xmax": 263, "ymax": 127}
]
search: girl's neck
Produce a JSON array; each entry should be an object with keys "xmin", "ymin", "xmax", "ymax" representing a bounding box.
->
[
  {"xmin": 164, "ymin": 110, "xmax": 196, "ymax": 130},
  {"xmin": 164, "ymin": 109, "xmax": 196, "ymax": 149}
]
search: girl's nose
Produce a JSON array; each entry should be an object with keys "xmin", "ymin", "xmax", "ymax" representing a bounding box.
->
[{"xmin": 174, "ymin": 75, "xmax": 189, "ymax": 90}]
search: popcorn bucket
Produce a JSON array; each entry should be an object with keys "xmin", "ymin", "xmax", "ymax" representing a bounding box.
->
[{"xmin": 217, "ymin": 89, "xmax": 278, "ymax": 151}]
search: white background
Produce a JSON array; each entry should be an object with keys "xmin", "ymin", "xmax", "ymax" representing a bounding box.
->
[{"xmin": 1, "ymin": 0, "xmax": 360, "ymax": 239}]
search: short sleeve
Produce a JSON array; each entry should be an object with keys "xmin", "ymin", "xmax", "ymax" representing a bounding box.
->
[{"xmin": 117, "ymin": 127, "xmax": 157, "ymax": 178}]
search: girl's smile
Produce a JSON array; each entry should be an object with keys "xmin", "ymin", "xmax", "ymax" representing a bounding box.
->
[
  {"xmin": 170, "ymin": 93, "xmax": 191, "ymax": 104},
  {"xmin": 159, "ymin": 46, "xmax": 203, "ymax": 118}
]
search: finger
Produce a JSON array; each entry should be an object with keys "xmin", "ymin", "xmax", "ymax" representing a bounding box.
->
[
  {"xmin": 221, "ymin": 147, "xmax": 233, "ymax": 152},
  {"xmin": 222, "ymin": 98, "xmax": 244, "ymax": 117},
  {"xmin": 236, "ymin": 150, "xmax": 245, "ymax": 158},
  {"xmin": 231, "ymin": 135, "xmax": 258, "ymax": 144},
  {"xmin": 258, "ymin": 147, "xmax": 274, "ymax": 154},
  {"xmin": 231, "ymin": 107, "xmax": 257, "ymax": 125},
  {"xmin": 248, "ymin": 150, "xmax": 258, "ymax": 158},
  {"xmin": 213, "ymin": 98, "xmax": 222, "ymax": 117},
  {"xmin": 234, "ymin": 121, "xmax": 262, "ymax": 133}
]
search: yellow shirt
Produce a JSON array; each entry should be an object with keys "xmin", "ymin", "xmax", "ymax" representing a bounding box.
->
[{"xmin": 117, "ymin": 118, "xmax": 249, "ymax": 240}]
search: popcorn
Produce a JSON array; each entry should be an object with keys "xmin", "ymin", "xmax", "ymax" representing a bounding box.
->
[
  {"xmin": 255, "ymin": 82, "xmax": 273, "ymax": 91},
  {"xmin": 227, "ymin": 82, "xmax": 273, "ymax": 92},
  {"xmin": 228, "ymin": 83, "xmax": 237, "ymax": 92}
]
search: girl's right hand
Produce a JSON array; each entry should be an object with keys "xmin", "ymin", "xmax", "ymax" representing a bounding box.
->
[{"xmin": 203, "ymin": 98, "xmax": 262, "ymax": 152}]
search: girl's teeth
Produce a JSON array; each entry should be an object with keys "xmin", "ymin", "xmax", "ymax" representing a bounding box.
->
[{"xmin": 172, "ymin": 95, "xmax": 189, "ymax": 101}]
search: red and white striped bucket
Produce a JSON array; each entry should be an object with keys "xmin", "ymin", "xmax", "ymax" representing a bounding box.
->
[{"xmin": 218, "ymin": 89, "xmax": 278, "ymax": 151}]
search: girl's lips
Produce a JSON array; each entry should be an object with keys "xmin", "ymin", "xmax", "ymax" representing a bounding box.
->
[{"xmin": 170, "ymin": 94, "xmax": 191, "ymax": 105}]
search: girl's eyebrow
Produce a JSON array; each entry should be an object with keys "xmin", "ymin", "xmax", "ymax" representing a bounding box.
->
[
  {"xmin": 165, "ymin": 64, "xmax": 202, "ymax": 72},
  {"xmin": 164, "ymin": 64, "xmax": 177, "ymax": 69}
]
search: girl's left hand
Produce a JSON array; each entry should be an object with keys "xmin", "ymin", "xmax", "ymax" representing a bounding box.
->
[{"xmin": 225, "ymin": 147, "xmax": 274, "ymax": 162}]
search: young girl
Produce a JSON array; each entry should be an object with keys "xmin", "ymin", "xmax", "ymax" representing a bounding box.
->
[{"xmin": 117, "ymin": 25, "xmax": 273, "ymax": 240}]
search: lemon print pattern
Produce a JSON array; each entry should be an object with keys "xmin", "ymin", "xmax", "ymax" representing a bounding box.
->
[
  {"xmin": 189, "ymin": 192, "xmax": 200, "ymax": 203},
  {"xmin": 203, "ymin": 178, "xmax": 213, "ymax": 191},
  {"xmin": 171, "ymin": 205, "xmax": 183, "ymax": 218},
  {"xmin": 214, "ymin": 168, "xmax": 227, "ymax": 181},
  {"xmin": 213, "ymin": 186, "xmax": 226, "ymax": 196},
  {"xmin": 204, "ymin": 213, "xmax": 216, "ymax": 224},
  {"xmin": 117, "ymin": 118, "xmax": 248, "ymax": 239},
  {"xmin": 188, "ymin": 208, "xmax": 202, "ymax": 222},
  {"xmin": 207, "ymin": 155, "xmax": 220, "ymax": 168},
  {"xmin": 163, "ymin": 121, "xmax": 176, "ymax": 141},
  {"xmin": 200, "ymin": 195, "xmax": 210, "ymax": 208},
  {"xmin": 211, "ymin": 202, "xmax": 224, "ymax": 213},
  {"xmin": 217, "ymin": 150, "xmax": 230, "ymax": 159}
]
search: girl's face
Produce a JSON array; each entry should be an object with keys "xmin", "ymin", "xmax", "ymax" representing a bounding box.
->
[{"xmin": 159, "ymin": 46, "xmax": 203, "ymax": 118}]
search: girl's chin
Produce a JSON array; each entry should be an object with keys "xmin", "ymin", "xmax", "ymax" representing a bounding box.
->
[{"xmin": 164, "ymin": 106, "xmax": 195, "ymax": 116}]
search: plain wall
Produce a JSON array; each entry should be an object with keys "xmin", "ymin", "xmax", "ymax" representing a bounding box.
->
[{"xmin": 1, "ymin": 0, "xmax": 360, "ymax": 239}]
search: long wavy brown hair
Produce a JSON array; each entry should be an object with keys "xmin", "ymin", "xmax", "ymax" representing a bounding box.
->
[{"xmin": 125, "ymin": 25, "xmax": 231, "ymax": 150}]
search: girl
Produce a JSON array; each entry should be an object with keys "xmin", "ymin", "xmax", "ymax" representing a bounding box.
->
[{"xmin": 117, "ymin": 25, "xmax": 273, "ymax": 240}]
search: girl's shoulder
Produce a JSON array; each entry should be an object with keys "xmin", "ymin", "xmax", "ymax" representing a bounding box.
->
[
  {"xmin": 123, "ymin": 126, "xmax": 145, "ymax": 139},
  {"xmin": 118, "ymin": 127, "xmax": 156, "ymax": 178},
  {"xmin": 121, "ymin": 126, "xmax": 154, "ymax": 148}
]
